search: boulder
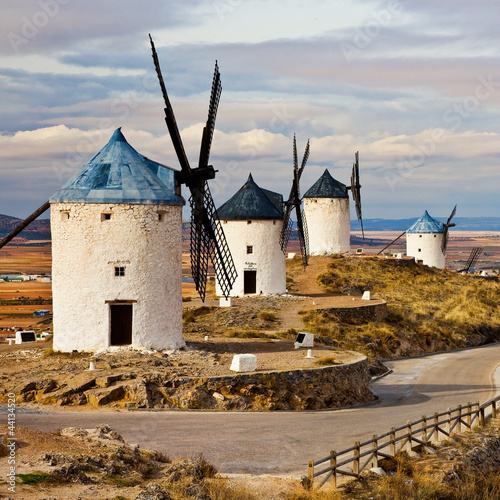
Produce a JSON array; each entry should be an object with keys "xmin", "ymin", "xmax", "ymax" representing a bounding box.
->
[{"xmin": 230, "ymin": 354, "xmax": 257, "ymax": 372}]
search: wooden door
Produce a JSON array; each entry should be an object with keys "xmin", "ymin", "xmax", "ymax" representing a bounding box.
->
[
  {"xmin": 110, "ymin": 304, "xmax": 132, "ymax": 345},
  {"xmin": 244, "ymin": 270, "xmax": 257, "ymax": 294}
]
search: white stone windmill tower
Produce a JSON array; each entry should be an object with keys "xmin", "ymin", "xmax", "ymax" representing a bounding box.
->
[
  {"xmin": 49, "ymin": 128, "xmax": 185, "ymax": 351},
  {"xmin": 406, "ymin": 206, "xmax": 456, "ymax": 269},
  {"xmin": 216, "ymin": 174, "xmax": 285, "ymax": 296},
  {"xmin": 303, "ymin": 152, "xmax": 363, "ymax": 255}
]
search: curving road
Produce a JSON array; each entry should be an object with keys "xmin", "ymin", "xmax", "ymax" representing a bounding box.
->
[{"xmin": 5, "ymin": 343, "xmax": 500, "ymax": 476}]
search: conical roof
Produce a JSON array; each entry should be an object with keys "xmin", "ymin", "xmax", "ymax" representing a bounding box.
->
[
  {"xmin": 217, "ymin": 174, "xmax": 283, "ymax": 220},
  {"xmin": 407, "ymin": 210, "xmax": 444, "ymax": 234},
  {"xmin": 50, "ymin": 128, "xmax": 184, "ymax": 206},
  {"xmin": 303, "ymin": 169, "xmax": 348, "ymax": 199}
]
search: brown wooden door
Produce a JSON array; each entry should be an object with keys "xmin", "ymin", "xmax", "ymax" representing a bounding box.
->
[
  {"xmin": 244, "ymin": 270, "xmax": 257, "ymax": 294},
  {"xmin": 110, "ymin": 304, "xmax": 132, "ymax": 345}
]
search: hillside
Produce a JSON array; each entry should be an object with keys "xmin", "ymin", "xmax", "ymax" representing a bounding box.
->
[{"xmin": 0, "ymin": 213, "xmax": 51, "ymax": 240}]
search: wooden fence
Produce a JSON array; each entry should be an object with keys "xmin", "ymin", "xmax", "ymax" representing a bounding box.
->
[{"xmin": 307, "ymin": 395, "xmax": 500, "ymax": 490}]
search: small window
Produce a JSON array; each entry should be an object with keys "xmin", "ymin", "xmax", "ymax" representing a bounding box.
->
[
  {"xmin": 101, "ymin": 213, "xmax": 112, "ymax": 221},
  {"xmin": 419, "ymin": 235, "xmax": 422, "ymax": 238},
  {"xmin": 158, "ymin": 211, "xmax": 167, "ymax": 222},
  {"xmin": 61, "ymin": 211, "xmax": 69, "ymax": 220},
  {"xmin": 114, "ymin": 266, "xmax": 125, "ymax": 277},
  {"xmin": 418, "ymin": 249, "xmax": 421, "ymax": 252},
  {"xmin": 247, "ymin": 245, "xmax": 253, "ymax": 254},
  {"xmin": 273, "ymin": 220, "xmax": 276, "ymax": 225},
  {"xmin": 247, "ymin": 220, "xmax": 252, "ymax": 225},
  {"xmin": 434, "ymin": 234, "xmax": 437, "ymax": 238},
  {"xmin": 158, "ymin": 213, "xmax": 163, "ymax": 221}
]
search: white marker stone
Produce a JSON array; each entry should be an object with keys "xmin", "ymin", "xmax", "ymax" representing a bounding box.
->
[{"xmin": 230, "ymin": 354, "xmax": 257, "ymax": 372}]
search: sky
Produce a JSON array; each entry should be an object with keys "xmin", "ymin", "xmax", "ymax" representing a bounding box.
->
[{"xmin": 0, "ymin": 0, "xmax": 499, "ymax": 221}]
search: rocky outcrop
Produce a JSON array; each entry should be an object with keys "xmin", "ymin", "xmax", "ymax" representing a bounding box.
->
[{"xmin": 3, "ymin": 353, "xmax": 374, "ymax": 411}]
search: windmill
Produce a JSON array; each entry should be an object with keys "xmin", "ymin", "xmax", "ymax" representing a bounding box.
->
[
  {"xmin": 347, "ymin": 151, "xmax": 364, "ymax": 238},
  {"xmin": 279, "ymin": 135, "xmax": 310, "ymax": 268},
  {"xmin": 149, "ymin": 35, "xmax": 237, "ymax": 302},
  {"xmin": 441, "ymin": 204, "xmax": 457, "ymax": 253}
]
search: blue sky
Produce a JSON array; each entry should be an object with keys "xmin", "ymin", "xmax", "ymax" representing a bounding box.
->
[{"xmin": 0, "ymin": 0, "xmax": 499, "ymax": 220}]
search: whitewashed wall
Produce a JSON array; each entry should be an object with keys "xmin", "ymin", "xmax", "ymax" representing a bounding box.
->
[
  {"xmin": 406, "ymin": 232, "xmax": 446, "ymax": 269},
  {"xmin": 215, "ymin": 219, "xmax": 286, "ymax": 296},
  {"xmin": 304, "ymin": 198, "xmax": 350, "ymax": 255},
  {"xmin": 51, "ymin": 202, "xmax": 184, "ymax": 352}
]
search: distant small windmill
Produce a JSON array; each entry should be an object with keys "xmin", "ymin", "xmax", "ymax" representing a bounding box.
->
[
  {"xmin": 405, "ymin": 205, "xmax": 457, "ymax": 269},
  {"xmin": 149, "ymin": 35, "xmax": 237, "ymax": 301},
  {"xmin": 280, "ymin": 135, "xmax": 310, "ymax": 268}
]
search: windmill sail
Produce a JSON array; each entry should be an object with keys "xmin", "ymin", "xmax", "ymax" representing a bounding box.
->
[
  {"xmin": 441, "ymin": 204, "xmax": 457, "ymax": 253},
  {"xmin": 150, "ymin": 35, "xmax": 237, "ymax": 301},
  {"xmin": 280, "ymin": 135, "xmax": 310, "ymax": 268},
  {"xmin": 348, "ymin": 151, "xmax": 364, "ymax": 238}
]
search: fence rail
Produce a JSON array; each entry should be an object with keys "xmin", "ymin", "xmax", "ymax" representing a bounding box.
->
[{"xmin": 307, "ymin": 395, "xmax": 500, "ymax": 490}]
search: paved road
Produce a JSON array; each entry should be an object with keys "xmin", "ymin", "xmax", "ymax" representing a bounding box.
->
[{"xmin": 5, "ymin": 343, "xmax": 500, "ymax": 476}]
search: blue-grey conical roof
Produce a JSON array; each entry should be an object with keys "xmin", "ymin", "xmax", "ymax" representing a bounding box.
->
[
  {"xmin": 407, "ymin": 210, "xmax": 444, "ymax": 234},
  {"xmin": 50, "ymin": 128, "xmax": 184, "ymax": 206},
  {"xmin": 303, "ymin": 169, "xmax": 348, "ymax": 199},
  {"xmin": 217, "ymin": 174, "xmax": 283, "ymax": 220}
]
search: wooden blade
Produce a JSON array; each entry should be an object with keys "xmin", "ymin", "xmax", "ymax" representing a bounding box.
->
[
  {"xmin": 198, "ymin": 61, "xmax": 222, "ymax": 170},
  {"xmin": 446, "ymin": 204, "xmax": 457, "ymax": 226},
  {"xmin": 295, "ymin": 204, "xmax": 309, "ymax": 268},
  {"xmin": 376, "ymin": 231, "xmax": 406, "ymax": 255},
  {"xmin": 293, "ymin": 134, "xmax": 298, "ymax": 175},
  {"xmin": 299, "ymin": 139, "xmax": 310, "ymax": 176},
  {"xmin": 0, "ymin": 201, "xmax": 50, "ymax": 250},
  {"xmin": 351, "ymin": 151, "xmax": 364, "ymax": 238},
  {"xmin": 441, "ymin": 225, "xmax": 449, "ymax": 253},
  {"xmin": 149, "ymin": 34, "xmax": 191, "ymax": 175},
  {"xmin": 279, "ymin": 204, "xmax": 293, "ymax": 253},
  {"xmin": 189, "ymin": 181, "xmax": 237, "ymax": 301}
]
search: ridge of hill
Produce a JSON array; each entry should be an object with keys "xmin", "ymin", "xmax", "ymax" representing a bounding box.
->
[{"xmin": 0, "ymin": 213, "xmax": 51, "ymax": 240}]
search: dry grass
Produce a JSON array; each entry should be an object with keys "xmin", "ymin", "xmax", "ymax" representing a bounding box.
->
[
  {"xmin": 305, "ymin": 255, "xmax": 500, "ymax": 358},
  {"xmin": 258, "ymin": 310, "xmax": 277, "ymax": 322},
  {"xmin": 314, "ymin": 355, "xmax": 339, "ymax": 366}
]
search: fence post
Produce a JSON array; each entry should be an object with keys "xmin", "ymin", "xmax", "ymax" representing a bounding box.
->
[
  {"xmin": 353, "ymin": 441, "xmax": 360, "ymax": 476},
  {"xmin": 493, "ymin": 399, "xmax": 497, "ymax": 420},
  {"xmin": 467, "ymin": 402, "xmax": 472, "ymax": 429},
  {"xmin": 446, "ymin": 408, "xmax": 451, "ymax": 436},
  {"xmin": 307, "ymin": 460, "xmax": 314, "ymax": 489},
  {"xmin": 406, "ymin": 421, "xmax": 412, "ymax": 452},
  {"xmin": 421, "ymin": 415, "xmax": 427, "ymax": 446},
  {"xmin": 330, "ymin": 451, "xmax": 337, "ymax": 488},
  {"xmin": 390, "ymin": 427, "xmax": 396, "ymax": 456},
  {"xmin": 372, "ymin": 435, "xmax": 378, "ymax": 468},
  {"xmin": 480, "ymin": 404, "xmax": 485, "ymax": 427},
  {"xmin": 474, "ymin": 402, "xmax": 480, "ymax": 428},
  {"xmin": 433, "ymin": 412, "xmax": 439, "ymax": 443},
  {"xmin": 457, "ymin": 405, "xmax": 462, "ymax": 433}
]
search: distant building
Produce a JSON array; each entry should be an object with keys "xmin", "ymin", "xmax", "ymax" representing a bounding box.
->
[
  {"xmin": 49, "ymin": 128, "xmax": 185, "ymax": 352},
  {"xmin": 406, "ymin": 210, "xmax": 446, "ymax": 269},
  {"xmin": 303, "ymin": 169, "xmax": 350, "ymax": 255},
  {"xmin": 216, "ymin": 174, "xmax": 285, "ymax": 296}
]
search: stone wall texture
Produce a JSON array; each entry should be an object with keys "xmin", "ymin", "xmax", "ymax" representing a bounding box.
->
[{"xmin": 318, "ymin": 300, "xmax": 388, "ymax": 323}]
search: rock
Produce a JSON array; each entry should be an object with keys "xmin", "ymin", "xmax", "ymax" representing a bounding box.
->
[
  {"xmin": 61, "ymin": 372, "xmax": 96, "ymax": 393},
  {"xmin": 424, "ymin": 446, "xmax": 437, "ymax": 454},
  {"xmin": 369, "ymin": 467, "xmax": 386, "ymax": 476},
  {"xmin": 230, "ymin": 354, "xmax": 257, "ymax": 372},
  {"xmin": 135, "ymin": 483, "xmax": 172, "ymax": 500},
  {"xmin": 86, "ymin": 385, "xmax": 126, "ymax": 406},
  {"xmin": 406, "ymin": 450, "xmax": 421, "ymax": 458},
  {"xmin": 212, "ymin": 392, "xmax": 225, "ymax": 401}
]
